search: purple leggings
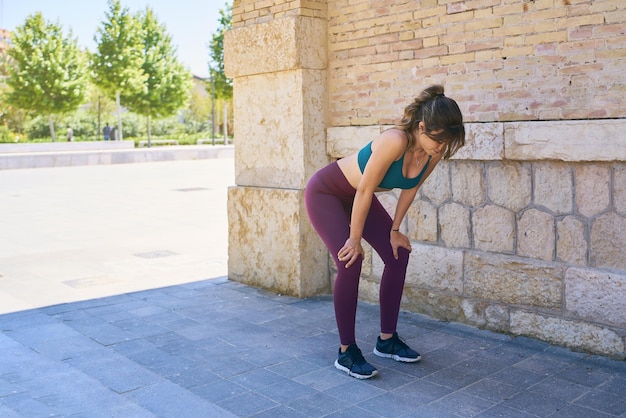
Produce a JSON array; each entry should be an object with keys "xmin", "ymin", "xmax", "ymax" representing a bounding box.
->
[{"xmin": 304, "ymin": 162, "xmax": 410, "ymax": 345}]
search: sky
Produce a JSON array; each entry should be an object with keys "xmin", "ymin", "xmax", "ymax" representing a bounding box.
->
[{"xmin": 1, "ymin": 0, "xmax": 228, "ymax": 78}]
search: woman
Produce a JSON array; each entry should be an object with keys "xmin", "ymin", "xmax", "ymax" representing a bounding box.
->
[{"xmin": 305, "ymin": 84, "xmax": 465, "ymax": 379}]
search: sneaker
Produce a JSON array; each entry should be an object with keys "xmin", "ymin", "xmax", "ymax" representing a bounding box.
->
[
  {"xmin": 334, "ymin": 344, "xmax": 378, "ymax": 379},
  {"xmin": 373, "ymin": 332, "xmax": 421, "ymax": 362}
]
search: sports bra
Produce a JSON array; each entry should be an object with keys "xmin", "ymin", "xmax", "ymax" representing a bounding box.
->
[{"xmin": 357, "ymin": 141, "xmax": 431, "ymax": 190}]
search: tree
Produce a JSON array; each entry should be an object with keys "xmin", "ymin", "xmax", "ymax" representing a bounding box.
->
[
  {"xmin": 5, "ymin": 13, "xmax": 87, "ymax": 141},
  {"xmin": 126, "ymin": 7, "xmax": 190, "ymax": 145},
  {"xmin": 208, "ymin": 2, "xmax": 232, "ymax": 100},
  {"xmin": 91, "ymin": 0, "xmax": 147, "ymax": 141}
]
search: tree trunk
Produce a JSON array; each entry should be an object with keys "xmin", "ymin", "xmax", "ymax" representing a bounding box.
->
[
  {"xmin": 224, "ymin": 104, "xmax": 228, "ymax": 144},
  {"xmin": 147, "ymin": 115, "xmax": 151, "ymax": 148},
  {"xmin": 116, "ymin": 91, "xmax": 123, "ymax": 141},
  {"xmin": 48, "ymin": 115, "xmax": 56, "ymax": 142}
]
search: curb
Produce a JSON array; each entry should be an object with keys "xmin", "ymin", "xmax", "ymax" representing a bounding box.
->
[{"xmin": 0, "ymin": 145, "xmax": 234, "ymax": 170}]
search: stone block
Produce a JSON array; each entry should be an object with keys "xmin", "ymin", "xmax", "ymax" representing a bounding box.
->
[
  {"xmin": 461, "ymin": 300, "xmax": 510, "ymax": 332},
  {"xmin": 401, "ymin": 287, "xmax": 465, "ymax": 322},
  {"xmin": 511, "ymin": 310, "xmax": 625, "ymax": 357},
  {"xmin": 358, "ymin": 277, "xmax": 381, "ymax": 306},
  {"xmin": 408, "ymin": 199, "xmax": 438, "ymax": 243},
  {"xmin": 420, "ymin": 161, "xmax": 452, "ymax": 205},
  {"xmin": 504, "ymin": 120, "xmax": 626, "ymax": 162},
  {"xmin": 228, "ymin": 186, "xmax": 330, "ymax": 297},
  {"xmin": 565, "ymin": 267, "xmax": 626, "ymax": 328},
  {"xmin": 326, "ymin": 126, "xmax": 383, "ymax": 159},
  {"xmin": 400, "ymin": 243, "xmax": 464, "ymax": 294},
  {"xmin": 225, "ymin": 16, "xmax": 327, "ymax": 78},
  {"xmin": 615, "ymin": 164, "xmax": 626, "ymax": 216},
  {"xmin": 234, "ymin": 69, "xmax": 328, "ymax": 189},
  {"xmin": 534, "ymin": 162, "xmax": 573, "ymax": 215},
  {"xmin": 518, "ymin": 209, "xmax": 555, "ymax": 261},
  {"xmin": 473, "ymin": 205, "xmax": 515, "ymax": 253},
  {"xmin": 451, "ymin": 161, "xmax": 485, "ymax": 207},
  {"xmin": 486, "ymin": 162, "xmax": 531, "ymax": 212},
  {"xmin": 590, "ymin": 212, "xmax": 626, "ymax": 271},
  {"xmin": 439, "ymin": 202, "xmax": 471, "ymax": 248},
  {"xmin": 556, "ymin": 216, "xmax": 587, "ymax": 265},
  {"xmin": 464, "ymin": 253, "xmax": 562, "ymax": 308},
  {"xmin": 575, "ymin": 165, "xmax": 610, "ymax": 218},
  {"xmin": 452, "ymin": 122, "xmax": 504, "ymax": 161}
]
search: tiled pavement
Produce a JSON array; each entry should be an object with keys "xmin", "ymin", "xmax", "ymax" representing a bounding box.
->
[
  {"xmin": 1, "ymin": 154, "xmax": 625, "ymax": 417},
  {"xmin": 1, "ymin": 277, "xmax": 625, "ymax": 417}
]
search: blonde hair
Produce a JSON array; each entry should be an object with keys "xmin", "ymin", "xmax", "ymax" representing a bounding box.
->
[{"xmin": 395, "ymin": 84, "xmax": 465, "ymax": 160}]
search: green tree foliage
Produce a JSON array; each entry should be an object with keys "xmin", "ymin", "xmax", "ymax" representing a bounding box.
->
[
  {"xmin": 5, "ymin": 12, "xmax": 87, "ymax": 141},
  {"xmin": 209, "ymin": 2, "xmax": 232, "ymax": 100},
  {"xmin": 91, "ymin": 0, "xmax": 147, "ymax": 140},
  {"xmin": 126, "ymin": 7, "xmax": 191, "ymax": 143}
]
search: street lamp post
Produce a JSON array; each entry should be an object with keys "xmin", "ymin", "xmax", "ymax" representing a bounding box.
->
[{"xmin": 210, "ymin": 72, "xmax": 216, "ymax": 146}]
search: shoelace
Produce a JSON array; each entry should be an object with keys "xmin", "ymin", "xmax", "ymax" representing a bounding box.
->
[
  {"xmin": 385, "ymin": 335, "xmax": 410, "ymax": 352},
  {"xmin": 348, "ymin": 346, "xmax": 367, "ymax": 365}
]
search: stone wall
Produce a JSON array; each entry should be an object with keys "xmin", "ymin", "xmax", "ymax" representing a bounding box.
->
[
  {"xmin": 226, "ymin": 0, "xmax": 626, "ymax": 358},
  {"xmin": 328, "ymin": 120, "xmax": 626, "ymax": 358}
]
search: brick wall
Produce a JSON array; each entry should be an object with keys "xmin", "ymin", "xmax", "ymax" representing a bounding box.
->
[
  {"xmin": 327, "ymin": 0, "xmax": 625, "ymax": 125},
  {"xmin": 232, "ymin": 0, "xmax": 328, "ymax": 26}
]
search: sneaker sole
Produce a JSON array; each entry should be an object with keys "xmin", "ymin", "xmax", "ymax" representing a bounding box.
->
[
  {"xmin": 373, "ymin": 348, "xmax": 421, "ymax": 363},
  {"xmin": 334, "ymin": 360, "xmax": 378, "ymax": 379}
]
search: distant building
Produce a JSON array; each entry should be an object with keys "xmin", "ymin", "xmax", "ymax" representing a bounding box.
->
[{"xmin": 0, "ymin": 28, "xmax": 11, "ymax": 54}]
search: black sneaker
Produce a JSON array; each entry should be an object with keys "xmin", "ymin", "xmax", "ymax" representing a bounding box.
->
[
  {"xmin": 334, "ymin": 344, "xmax": 378, "ymax": 379},
  {"xmin": 373, "ymin": 332, "xmax": 421, "ymax": 362}
]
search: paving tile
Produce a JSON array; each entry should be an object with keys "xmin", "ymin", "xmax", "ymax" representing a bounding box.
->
[
  {"xmin": 285, "ymin": 391, "xmax": 347, "ymax": 417},
  {"xmin": 425, "ymin": 391, "xmax": 496, "ymax": 417},
  {"xmin": 323, "ymin": 380, "xmax": 386, "ymax": 404},
  {"xmin": 574, "ymin": 389, "xmax": 626, "ymax": 415},
  {"xmin": 358, "ymin": 392, "xmax": 426, "ymax": 418},
  {"xmin": 227, "ymin": 368, "xmax": 287, "ymax": 391},
  {"xmin": 490, "ymin": 365, "xmax": 548, "ymax": 389},
  {"xmin": 456, "ymin": 377, "xmax": 522, "ymax": 403},
  {"xmin": 123, "ymin": 381, "xmax": 236, "ymax": 417},
  {"xmin": 257, "ymin": 381, "xmax": 319, "ymax": 404},
  {"xmin": 0, "ymin": 404, "xmax": 20, "ymax": 418},
  {"xmin": 216, "ymin": 391, "xmax": 278, "ymax": 416},
  {"xmin": 423, "ymin": 366, "xmax": 484, "ymax": 390},
  {"xmin": 527, "ymin": 376, "xmax": 590, "ymax": 402},
  {"xmin": 250, "ymin": 405, "xmax": 311, "ymax": 417},
  {"xmin": 324, "ymin": 406, "xmax": 384, "ymax": 418},
  {"xmin": 394, "ymin": 379, "xmax": 454, "ymax": 405},
  {"xmin": 0, "ymin": 392, "xmax": 60, "ymax": 416},
  {"xmin": 556, "ymin": 363, "xmax": 613, "ymax": 388},
  {"xmin": 475, "ymin": 403, "xmax": 539, "ymax": 417},
  {"xmin": 266, "ymin": 358, "xmax": 326, "ymax": 379},
  {"xmin": 294, "ymin": 367, "xmax": 353, "ymax": 391},
  {"xmin": 548, "ymin": 403, "xmax": 614, "ymax": 418},
  {"xmin": 502, "ymin": 389, "xmax": 568, "ymax": 416},
  {"xmin": 188, "ymin": 379, "xmax": 250, "ymax": 403},
  {"xmin": 64, "ymin": 354, "xmax": 162, "ymax": 394}
]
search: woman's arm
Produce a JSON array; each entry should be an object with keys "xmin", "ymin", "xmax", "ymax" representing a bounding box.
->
[
  {"xmin": 338, "ymin": 130, "xmax": 406, "ymax": 268},
  {"xmin": 389, "ymin": 155, "xmax": 442, "ymax": 258}
]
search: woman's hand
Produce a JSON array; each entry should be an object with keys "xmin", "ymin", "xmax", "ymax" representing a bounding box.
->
[
  {"xmin": 338, "ymin": 237, "xmax": 364, "ymax": 268},
  {"xmin": 390, "ymin": 230, "xmax": 412, "ymax": 259}
]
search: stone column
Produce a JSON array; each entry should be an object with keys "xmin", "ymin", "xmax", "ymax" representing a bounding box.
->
[{"xmin": 224, "ymin": 10, "xmax": 330, "ymax": 297}]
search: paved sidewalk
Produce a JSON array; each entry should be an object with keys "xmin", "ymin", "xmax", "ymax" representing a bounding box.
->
[{"xmin": 1, "ymin": 158, "xmax": 625, "ymax": 417}]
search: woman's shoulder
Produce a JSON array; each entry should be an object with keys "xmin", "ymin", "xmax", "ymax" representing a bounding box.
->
[{"xmin": 372, "ymin": 128, "xmax": 408, "ymax": 154}]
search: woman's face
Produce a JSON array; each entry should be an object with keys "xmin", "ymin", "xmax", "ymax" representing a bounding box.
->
[{"xmin": 418, "ymin": 122, "xmax": 447, "ymax": 156}]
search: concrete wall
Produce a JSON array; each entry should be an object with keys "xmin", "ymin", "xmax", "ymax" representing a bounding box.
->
[{"xmin": 226, "ymin": 0, "xmax": 626, "ymax": 358}]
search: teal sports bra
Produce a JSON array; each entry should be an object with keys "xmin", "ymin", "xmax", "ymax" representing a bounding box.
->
[{"xmin": 357, "ymin": 141, "xmax": 431, "ymax": 190}]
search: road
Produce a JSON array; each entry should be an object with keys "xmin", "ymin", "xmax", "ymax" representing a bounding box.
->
[{"xmin": 0, "ymin": 158, "xmax": 234, "ymax": 314}]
